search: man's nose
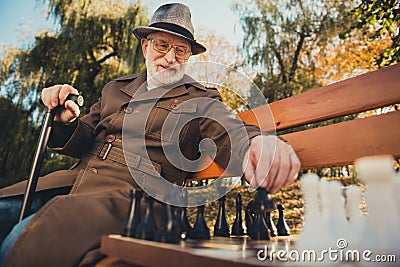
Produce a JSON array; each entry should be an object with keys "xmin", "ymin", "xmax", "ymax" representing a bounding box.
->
[{"xmin": 164, "ymin": 47, "xmax": 177, "ymax": 63}]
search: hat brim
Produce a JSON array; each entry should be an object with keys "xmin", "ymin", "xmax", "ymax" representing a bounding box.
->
[{"xmin": 133, "ymin": 26, "xmax": 206, "ymax": 55}]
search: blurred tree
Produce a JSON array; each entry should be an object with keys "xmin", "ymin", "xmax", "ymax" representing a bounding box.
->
[
  {"xmin": 314, "ymin": 29, "xmax": 393, "ymax": 85},
  {"xmin": 0, "ymin": 0, "xmax": 148, "ymax": 187},
  {"xmin": 189, "ymin": 31, "xmax": 248, "ymax": 113},
  {"xmin": 0, "ymin": 96, "xmax": 38, "ymax": 188},
  {"xmin": 234, "ymin": 0, "xmax": 356, "ymax": 102},
  {"xmin": 346, "ymin": 0, "xmax": 399, "ymax": 67}
]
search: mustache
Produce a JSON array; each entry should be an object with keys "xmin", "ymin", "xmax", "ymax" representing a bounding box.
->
[{"xmin": 154, "ymin": 59, "xmax": 180, "ymax": 71}]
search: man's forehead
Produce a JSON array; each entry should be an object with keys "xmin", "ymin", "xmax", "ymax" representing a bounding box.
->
[{"xmin": 148, "ymin": 32, "xmax": 190, "ymax": 46}]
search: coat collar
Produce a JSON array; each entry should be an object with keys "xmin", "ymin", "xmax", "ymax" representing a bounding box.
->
[
  {"xmin": 118, "ymin": 71, "xmax": 207, "ymax": 102},
  {"xmin": 119, "ymin": 71, "xmax": 147, "ymax": 98}
]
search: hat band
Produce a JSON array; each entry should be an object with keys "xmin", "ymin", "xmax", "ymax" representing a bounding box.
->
[{"xmin": 149, "ymin": 22, "xmax": 194, "ymax": 41}]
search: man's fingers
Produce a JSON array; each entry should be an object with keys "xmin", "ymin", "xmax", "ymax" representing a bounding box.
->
[
  {"xmin": 285, "ymin": 150, "xmax": 301, "ymax": 186},
  {"xmin": 50, "ymin": 85, "xmax": 62, "ymax": 109},
  {"xmin": 271, "ymin": 152, "xmax": 290, "ymax": 193},
  {"xmin": 41, "ymin": 88, "xmax": 51, "ymax": 107},
  {"xmin": 64, "ymin": 100, "xmax": 80, "ymax": 116},
  {"xmin": 244, "ymin": 135, "xmax": 301, "ymax": 193},
  {"xmin": 56, "ymin": 101, "xmax": 79, "ymax": 123},
  {"xmin": 246, "ymin": 166, "xmax": 258, "ymax": 190},
  {"xmin": 41, "ymin": 84, "xmax": 79, "ymax": 109},
  {"xmin": 243, "ymin": 152, "xmax": 258, "ymax": 190},
  {"xmin": 41, "ymin": 84, "xmax": 81, "ymax": 123},
  {"xmin": 59, "ymin": 84, "xmax": 79, "ymax": 105}
]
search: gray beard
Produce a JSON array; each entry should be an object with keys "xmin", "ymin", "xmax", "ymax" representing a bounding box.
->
[{"xmin": 146, "ymin": 68, "xmax": 185, "ymax": 90}]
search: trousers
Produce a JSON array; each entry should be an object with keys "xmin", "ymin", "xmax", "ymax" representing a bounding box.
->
[
  {"xmin": 0, "ymin": 186, "xmax": 71, "ymax": 244},
  {"xmin": 0, "ymin": 214, "xmax": 35, "ymax": 266}
]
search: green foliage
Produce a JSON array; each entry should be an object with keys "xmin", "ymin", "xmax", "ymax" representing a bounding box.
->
[
  {"xmin": 349, "ymin": 0, "xmax": 399, "ymax": 66},
  {"xmin": 19, "ymin": 0, "xmax": 148, "ymax": 109},
  {"xmin": 0, "ymin": 97, "xmax": 39, "ymax": 187},
  {"xmin": 0, "ymin": 0, "xmax": 148, "ymax": 187}
]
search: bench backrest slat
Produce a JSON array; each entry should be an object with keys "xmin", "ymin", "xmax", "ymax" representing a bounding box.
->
[
  {"xmin": 238, "ymin": 64, "xmax": 400, "ymax": 131},
  {"xmin": 281, "ymin": 110, "xmax": 400, "ymax": 169}
]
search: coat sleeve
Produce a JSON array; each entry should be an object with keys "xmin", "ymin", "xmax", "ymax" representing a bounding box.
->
[
  {"xmin": 48, "ymin": 100, "xmax": 101, "ymax": 158},
  {"xmin": 198, "ymin": 88, "xmax": 263, "ymax": 176}
]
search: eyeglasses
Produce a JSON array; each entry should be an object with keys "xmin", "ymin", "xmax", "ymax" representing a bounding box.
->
[{"xmin": 148, "ymin": 38, "xmax": 192, "ymax": 61}]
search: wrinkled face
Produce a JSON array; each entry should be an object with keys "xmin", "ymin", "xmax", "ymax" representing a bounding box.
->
[{"xmin": 141, "ymin": 31, "xmax": 192, "ymax": 86}]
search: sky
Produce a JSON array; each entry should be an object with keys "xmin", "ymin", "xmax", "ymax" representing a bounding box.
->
[{"xmin": 0, "ymin": 0, "xmax": 245, "ymax": 51}]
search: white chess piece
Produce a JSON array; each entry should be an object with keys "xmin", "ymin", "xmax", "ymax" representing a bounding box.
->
[
  {"xmin": 390, "ymin": 166, "xmax": 400, "ymax": 262},
  {"xmin": 297, "ymin": 173, "xmax": 335, "ymax": 264},
  {"xmin": 345, "ymin": 185, "xmax": 365, "ymax": 250},
  {"xmin": 393, "ymin": 171, "xmax": 400, "ymax": 230},
  {"xmin": 325, "ymin": 180, "xmax": 349, "ymax": 241},
  {"xmin": 355, "ymin": 155, "xmax": 399, "ymax": 257},
  {"xmin": 318, "ymin": 177, "xmax": 330, "ymax": 222}
]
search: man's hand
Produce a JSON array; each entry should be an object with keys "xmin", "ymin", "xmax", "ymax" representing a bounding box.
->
[
  {"xmin": 242, "ymin": 135, "xmax": 301, "ymax": 193},
  {"xmin": 41, "ymin": 84, "xmax": 80, "ymax": 124}
]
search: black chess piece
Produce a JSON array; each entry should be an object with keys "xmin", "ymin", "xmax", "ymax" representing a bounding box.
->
[
  {"xmin": 178, "ymin": 189, "xmax": 192, "ymax": 239},
  {"xmin": 253, "ymin": 188, "xmax": 276, "ymax": 212},
  {"xmin": 276, "ymin": 204, "xmax": 290, "ymax": 236},
  {"xmin": 266, "ymin": 212, "xmax": 278, "ymax": 237},
  {"xmin": 155, "ymin": 202, "xmax": 181, "ymax": 243},
  {"xmin": 214, "ymin": 195, "xmax": 230, "ymax": 237},
  {"xmin": 246, "ymin": 188, "xmax": 276, "ymax": 240},
  {"xmin": 188, "ymin": 205, "xmax": 210, "ymax": 240},
  {"xmin": 135, "ymin": 194, "xmax": 157, "ymax": 240},
  {"xmin": 231, "ymin": 193, "xmax": 245, "ymax": 236},
  {"xmin": 245, "ymin": 199, "xmax": 254, "ymax": 232},
  {"xmin": 122, "ymin": 189, "xmax": 143, "ymax": 238},
  {"xmin": 179, "ymin": 207, "xmax": 192, "ymax": 239}
]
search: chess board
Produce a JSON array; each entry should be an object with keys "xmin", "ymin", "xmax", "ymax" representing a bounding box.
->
[{"xmin": 100, "ymin": 234, "xmax": 299, "ymax": 267}]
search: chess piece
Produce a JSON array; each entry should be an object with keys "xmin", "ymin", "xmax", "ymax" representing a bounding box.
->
[
  {"xmin": 122, "ymin": 189, "xmax": 143, "ymax": 238},
  {"xmin": 318, "ymin": 177, "xmax": 330, "ymax": 221},
  {"xmin": 246, "ymin": 188, "xmax": 275, "ymax": 240},
  {"xmin": 231, "ymin": 193, "xmax": 245, "ymax": 236},
  {"xmin": 180, "ymin": 207, "xmax": 192, "ymax": 239},
  {"xmin": 265, "ymin": 212, "xmax": 277, "ymax": 237},
  {"xmin": 296, "ymin": 173, "xmax": 333, "ymax": 255},
  {"xmin": 245, "ymin": 200, "xmax": 254, "ymax": 231},
  {"xmin": 135, "ymin": 194, "xmax": 157, "ymax": 241},
  {"xmin": 326, "ymin": 181, "xmax": 349, "ymax": 240},
  {"xmin": 276, "ymin": 204, "xmax": 290, "ymax": 236},
  {"xmin": 188, "ymin": 205, "xmax": 210, "ymax": 239},
  {"xmin": 345, "ymin": 184, "xmax": 365, "ymax": 250},
  {"xmin": 155, "ymin": 202, "xmax": 181, "ymax": 243},
  {"xmin": 176, "ymin": 189, "xmax": 191, "ymax": 239},
  {"xmin": 356, "ymin": 155, "xmax": 399, "ymax": 256},
  {"xmin": 214, "ymin": 195, "xmax": 230, "ymax": 237}
]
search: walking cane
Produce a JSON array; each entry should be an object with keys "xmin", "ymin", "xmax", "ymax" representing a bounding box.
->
[{"xmin": 18, "ymin": 94, "xmax": 84, "ymax": 222}]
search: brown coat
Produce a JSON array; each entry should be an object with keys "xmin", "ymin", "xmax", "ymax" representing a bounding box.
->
[{"xmin": 0, "ymin": 71, "xmax": 261, "ymax": 266}]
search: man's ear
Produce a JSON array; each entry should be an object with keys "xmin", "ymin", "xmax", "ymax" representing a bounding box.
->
[{"xmin": 141, "ymin": 38, "xmax": 148, "ymax": 58}]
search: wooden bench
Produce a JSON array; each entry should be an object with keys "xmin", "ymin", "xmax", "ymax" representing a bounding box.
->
[{"xmin": 96, "ymin": 63, "xmax": 400, "ymax": 266}]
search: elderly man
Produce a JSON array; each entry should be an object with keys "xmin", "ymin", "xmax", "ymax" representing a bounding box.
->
[{"xmin": 0, "ymin": 3, "xmax": 300, "ymax": 266}]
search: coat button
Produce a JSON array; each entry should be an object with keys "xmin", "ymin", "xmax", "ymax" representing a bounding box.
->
[
  {"xmin": 105, "ymin": 134, "xmax": 116, "ymax": 143},
  {"xmin": 170, "ymin": 103, "xmax": 179, "ymax": 109},
  {"xmin": 124, "ymin": 106, "xmax": 133, "ymax": 114},
  {"xmin": 88, "ymin": 167, "xmax": 98, "ymax": 173}
]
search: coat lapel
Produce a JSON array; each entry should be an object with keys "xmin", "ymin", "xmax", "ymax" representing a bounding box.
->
[{"xmin": 120, "ymin": 71, "xmax": 147, "ymax": 98}]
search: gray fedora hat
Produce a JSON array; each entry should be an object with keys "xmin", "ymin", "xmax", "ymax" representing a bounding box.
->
[{"xmin": 133, "ymin": 3, "xmax": 206, "ymax": 55}]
